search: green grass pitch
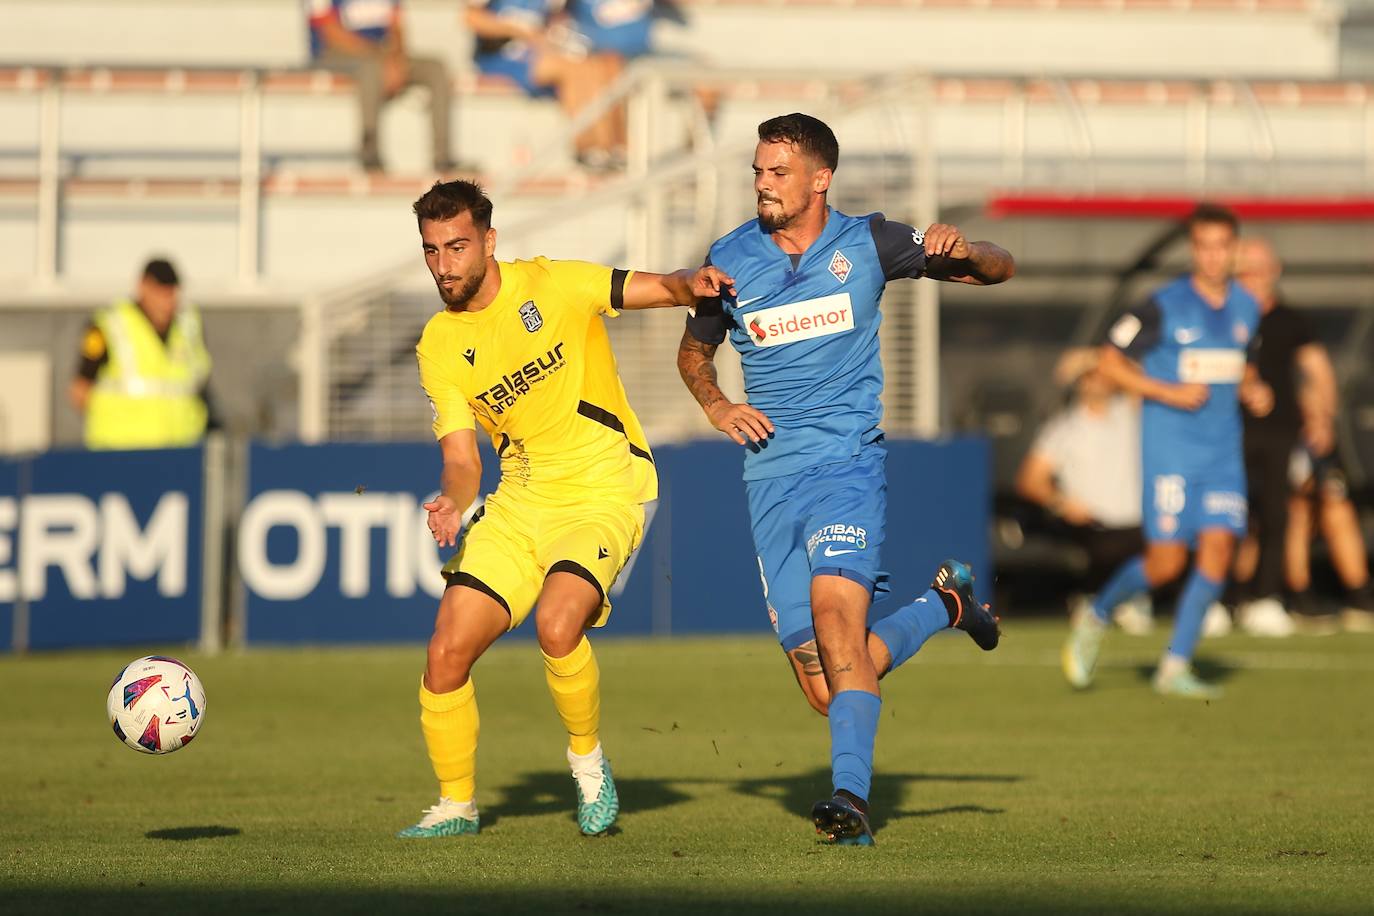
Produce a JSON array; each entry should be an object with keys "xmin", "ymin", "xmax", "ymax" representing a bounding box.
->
[{"xmin": 2, "ymin": 621, "xmax": 1373, "ymax": 914}]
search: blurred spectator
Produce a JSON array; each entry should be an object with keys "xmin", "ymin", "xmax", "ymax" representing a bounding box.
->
[
  {"xmin": 68, "ymin": 259, "xmax": 216, "ymax": 450},
  {"xmin": 1015, "ymin": 348, "xmax": 1153, "ymax": 634},
  {"xmin": 308, "ymin": 0, "xmax": 456, "ymax": 173},
  {"xmin": 464, "ymin": 0, "xmax": 628, "ymax": 171},
  {"xmin": 1226, "ymin": 237, "xmax": 1309, "ymax": 636},
  {"xmin": 1234, "ymin": 239, "xmax": 1374, "ymax": 633},
  {"xmin": 569, "ymin": 0, "xmax": 652, "ymax": 61},
  {"xmin": 1285, "ymin": 445, "xmax": 1374, "ymax": 632}
]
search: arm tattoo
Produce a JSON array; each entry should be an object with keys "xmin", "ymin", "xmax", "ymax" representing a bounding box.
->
[
  {"xmin": 927, "ymin": 241, "xmax": 1015, "ymax": 285},
  {"xmin": 791, "ymin": 642, "xmax": 824, "ymax": 677},
  {"xmin": 677, "ymin": 330, "xmax": 726, "ymax": 413}
]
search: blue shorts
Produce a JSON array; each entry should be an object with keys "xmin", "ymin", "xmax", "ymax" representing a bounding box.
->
[
  {"xmin": 1144, "ymin": 467, "xmax": 1248, "ymax": 543},
  {"xmin": 475, "ymin": 50, "xmax": 556, "ymax": 98},
  {"xmin": 744, "ymin": 446, "xmax": 891, "ymax": 652}
]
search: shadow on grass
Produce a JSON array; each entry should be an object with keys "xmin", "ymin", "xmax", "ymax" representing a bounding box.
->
[
  {"xmin": 726, "ymin": 768, "xmax": 1021, "ymax": 832},
  {"xmin": 478, "ymin": 769, "xmax": 1015, "ymax": 833},
  {"xmin": 144, "ymin": 826, "xmax": 242, "ymax": 841},
  {"xmin": 1132, "ymin": 657, "xmax": 1238, "ymax": 685},
  {"xmin": 483, "ymin": 771, "xmax": 693, "ymax": 830},
  {"xmin": 0, "ymin": 884, "xmax": 1197, "ymax": 916}
]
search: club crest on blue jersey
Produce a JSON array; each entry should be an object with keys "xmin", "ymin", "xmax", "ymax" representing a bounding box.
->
[
  {"xmin": 828, "ymin": 249, "xmax": 852, "ymax": 283},
  {"xmin": 519, "ymin": 300, "xmax": 543, "ymax": 333}
]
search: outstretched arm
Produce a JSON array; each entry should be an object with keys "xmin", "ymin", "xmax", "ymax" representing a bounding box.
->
[
  {"xmin": 676, "ymin": 330, "xmax": 773, "ymax": 446},
  {"xmin": 620, "ymin": 267, "xmax": 736, "ymax": 310},
  {"xmin": 921, "ymin": 223, "xmax": 1015, "ymax": 286},
  {"xmin": 1015, "ymin": 448, "xmax": 1097, "ymax": 527},
  {"xmin": 1097, "ymin": 344, "xmax": 1208, "ymax": 411}
]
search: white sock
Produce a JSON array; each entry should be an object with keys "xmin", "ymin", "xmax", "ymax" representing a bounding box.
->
[
  {"xmin": 437, "ymin": 796, "xmax": 478, "ymax": 819},
  {"xmin": 567, "ymin": 743, "xmax": 605, "ymax": 802}
]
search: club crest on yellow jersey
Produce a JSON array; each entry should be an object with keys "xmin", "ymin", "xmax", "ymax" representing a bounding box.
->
[{"xmin": 519, "ymin": 300, "xmax": 543, "ymax": 333}]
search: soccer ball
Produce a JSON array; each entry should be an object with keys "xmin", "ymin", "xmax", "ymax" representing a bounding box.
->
[{"xmin": 106, "ymin": 656, "xmax": 207, "ymax": 754}]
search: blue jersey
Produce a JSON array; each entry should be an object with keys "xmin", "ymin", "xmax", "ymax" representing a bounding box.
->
[
  {"xmin": 570, "ymin": 0, "xmax": 653, "ymax": 57},
  {"xmin": 471, "ymin": 0, "xmax": 555, "ymax": 59},
  {"xmin": 1108, "ymin": 275, "xmax": 1260, "ymax": 478},
  {"xmin": 686, "ymin": 209, "xmax": 928, "ymax": 481},
  {"xmin": 307, "ymin": 0, "xmax": 398, "ymax": 57}
]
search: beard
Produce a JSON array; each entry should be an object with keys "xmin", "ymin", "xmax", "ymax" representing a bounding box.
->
[
  {"xmin": 757, "ymin": 196, "xmax": 792, "ymax": 231},
  {"xmin": 436, "ymin": 263, "xmax": 486, "ymax": 309}
]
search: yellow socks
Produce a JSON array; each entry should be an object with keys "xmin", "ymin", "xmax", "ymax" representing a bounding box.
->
[
  {"xmin": 419, "ymin": 677, "xmax": 479, "ymax": 803},
  {"xmin": 543, "ymin": 636, "xmax": 601, "ymax": 755}
]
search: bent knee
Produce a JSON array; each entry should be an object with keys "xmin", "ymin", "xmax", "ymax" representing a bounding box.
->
[
  {"xmin": 536, "ymin": 608, "xmax": 590, "ymax": 657},
  {"xmin": 427, "ymin": 632, "xmax": 476, "ymax": 686}
]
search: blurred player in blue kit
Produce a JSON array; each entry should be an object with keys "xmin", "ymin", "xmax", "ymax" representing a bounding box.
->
[
  {"xmin": 676, "ymin": 114, "xmax": 1015, "ymax": 845},
  {"xmin": 1062, "ymin": 204, "xmax": 1275, "ymax": 698}
]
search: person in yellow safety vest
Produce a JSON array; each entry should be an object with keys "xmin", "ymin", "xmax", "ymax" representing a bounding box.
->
[{"xmin": 67, "ymin": 258, "xmax": 216, "ymax": 450}]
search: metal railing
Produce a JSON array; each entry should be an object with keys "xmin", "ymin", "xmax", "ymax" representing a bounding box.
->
[{"xmin": 7, "ymin": 64, "xmax": 1374, "ymax": 289}]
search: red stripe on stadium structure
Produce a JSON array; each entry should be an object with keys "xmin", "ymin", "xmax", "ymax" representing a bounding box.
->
[{"xmin": 985, "ymin": 195, "xmax": 1374, "ymax": 222}]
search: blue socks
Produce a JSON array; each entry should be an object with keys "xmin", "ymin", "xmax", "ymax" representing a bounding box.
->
[
  {"xmin": 1091, "ymin": 556, "xmax": 1149, "ymax": 622},
  {"xmin": 870, "ymin": 589, "xmax": 949, "ymax": 673},
  {"xmin": 829, "ymin": 689, "xmax": 881, "ymax": 802},
  {"xmin": 1168, "ymin": 569, "xmax": 1225, "ymax": 661}
]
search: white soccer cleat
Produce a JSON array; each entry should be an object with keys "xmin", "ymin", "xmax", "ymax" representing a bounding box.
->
[
  {"xmin": 1237, "ymin": 597, "xmax": 1295, "ymax": 638},
  {"xmin": 1152, "ymin": 655, "xmax": 1223, "ymax": 700},
  {"xmin": 1201, "ymin": 601, "xmax": 1233, "ymax": 638},
  {"xmin": 1062, "ymin": 606, "xmax": 1107, "ymax": 689},
  {"xmin": 1113, "ymin": 594, "xmax": 1156, "ymax": 636},
  {"xmin": 1341, "ymin": 607, "xmax": 1374, "ymax": 634}
]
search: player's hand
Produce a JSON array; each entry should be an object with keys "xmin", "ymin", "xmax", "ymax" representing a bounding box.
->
[
  {"xmin": 1055, "ymin": 497, "xmax": 1096, "ymax": 528},
  {"xmin": 1161, "ymin": 382, "xmax": 1209, "ymax": 411},
  {"xmin": 1304, "ymin": 415, "xmax": 1335, "ymax": 457},
  {"xmin": 706, "ymin": 399, "xmax": 773, "ymax": 446},
  {"xmin": 422, "ymin": 495, "xmax": 463, "ymax": 547},
  {"xmin": 922, "ymin": 223, "xmax": 971, "ymax": 260},
  {"xmin": 1239, "ymin": 379, "xmax": 1274, "ymax": 418},
  {"xmin": 690, "ymin": 266, "xmax": 735, "ymax": 300}
]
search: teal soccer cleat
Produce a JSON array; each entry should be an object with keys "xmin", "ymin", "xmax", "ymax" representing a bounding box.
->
[
  {"xmin": 569, "ymin": 746, "xmax": 619, "ymax": 836},
  {"xmin": 397, "ymin": 797, "xmax": 480, "ymax": 838}
]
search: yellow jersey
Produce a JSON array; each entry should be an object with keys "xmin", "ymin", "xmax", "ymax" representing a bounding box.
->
[{"xmin": 416, "ymin": 257, "xmax": 656, "ymax": 505}]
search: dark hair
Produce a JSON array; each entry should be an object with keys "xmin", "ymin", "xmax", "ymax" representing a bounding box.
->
[
  {"xmin": 1187, "ymin": 202, "xmax": 1239, "ymax": 235},
  {"xmin": 142, "ymin": 258, "xmax": 179, "ymax": 286},
  {"xmin": 757, "ymin": 113, "xmax": 839, "ymax": 171},
  {"xmin": 413, "ymin": 180, "xmax": 494, "ymax": 232}
]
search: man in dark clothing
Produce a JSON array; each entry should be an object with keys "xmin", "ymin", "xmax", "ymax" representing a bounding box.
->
[{"xmin": 1234, "ymin": 238, "xmax": 1338, "ymax": 633}]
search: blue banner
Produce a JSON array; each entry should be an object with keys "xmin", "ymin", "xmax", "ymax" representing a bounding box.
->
[
  {"xmin": 0, "ymin": 457, "xmax": 17, "ymax": 652},
  {"xmin": 240, "ymin": 442, "xmax": 464, "ymax": 643},
  {"xmin": 239, "ymin": 438, "xmax": 989, "ymax": 644},
  {"xmin": 0, "ymin": 447, "xmax": 205, "ymax": 650}
]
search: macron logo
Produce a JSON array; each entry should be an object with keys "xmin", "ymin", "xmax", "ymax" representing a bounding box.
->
[{"xmin": 745, "ymin": 293, "xmax": 855, "ymax": 348}]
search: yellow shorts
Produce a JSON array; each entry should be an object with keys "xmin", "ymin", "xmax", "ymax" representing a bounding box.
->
[{"xmin": 440, "ymin": 488, "xmax": 645, "ymax": 630}]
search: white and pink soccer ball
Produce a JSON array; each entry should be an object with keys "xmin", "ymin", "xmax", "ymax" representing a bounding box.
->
[{"xmin": 106, "ymin": 656, "xmax": 207, "ymax": 755}]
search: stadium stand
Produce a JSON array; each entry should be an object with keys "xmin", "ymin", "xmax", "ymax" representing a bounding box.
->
[{"xmin": 1, "ymin": 0, "xmax": 1371, "ymax": 488}]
